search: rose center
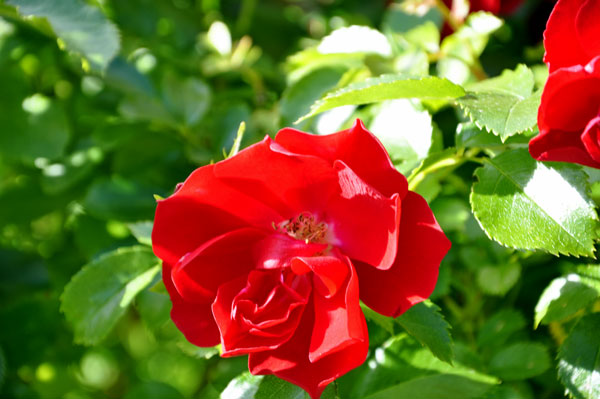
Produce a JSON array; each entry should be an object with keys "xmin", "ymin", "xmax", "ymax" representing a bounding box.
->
[{"xmin": 274, "ymin": 212, "xmax": 328, "ymax": 244}]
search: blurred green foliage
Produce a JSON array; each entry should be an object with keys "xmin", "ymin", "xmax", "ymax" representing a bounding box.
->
[{"xmin": 0, "ymin": 0, "xmax": 599, "ymax": 398}]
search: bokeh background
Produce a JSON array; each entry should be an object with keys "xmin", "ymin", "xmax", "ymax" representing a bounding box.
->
[{"xmin": 0, "ymin": 1, "xmax": 581, "ymax": 398}]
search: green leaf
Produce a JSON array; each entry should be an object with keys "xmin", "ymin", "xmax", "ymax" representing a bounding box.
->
[
  {"xmin": 369, "ymin": 99, "xmax": 433, "ymax": 174},
  {"xmin": 477, "ymin": 309, "xmax": 527, "ymax": 348},
  {"xmin": 558, "ymin": 313, "xmax": 600, "ymax": 399},
  {"xmin": 396, "ymin": 301, "xmax": 454, "ymax": 364},
  {"xmin": 534, "ymin": 275, "xmax": 599, "ymax": 327},
  {"xmin": 8, "ymin": 0, "xmax": 120, "ymax": 71},
  {"xmin": 221, "ymin": 372, "xmax": 262, "ymax": 399},
  {"xmin": 317, "ymin": 25, "xmax": 391, "ymax": 57},
  {"xmin": 488, "ymin": 342, "xmax": 550, "ymax": 381},
  {"xmin": 0, "ymin": 93, "xmax": 71, "ymax": 164},
  {"xmin": 84, "ymin": 177, "xmax": 160, "ymax": 221},
  {"xmin": 476, "ymin": 262, "xmax": 521, "ymax": 296},
  {"xmin": 363, "ymin": 374, "xmax": 493, "ymax": 399},
  {"xmin": 297, "ymin": 75, "xmax": 465, "ymax": 122},
  {"xmin": 362, "ymin": 304, "xmax": 395, "ymax": 335},
  {"xmin": 456, "ymin": 65, "xmax": 541, "ymax": 141},
  {"xmin": 280, "ymin": 67, "xmax": 346, "ymax": 128},
  {"xmin": 0, "ymin": 346, "xmax": 5, "ymax": 390},
  {"xmin": 127, "ymin": 221, "xmax": 153, "ymax": 246},
  {"xmin": 255, "ymin": 375, "xmax": 305, "ymax": 399},
  {"xmin": 437, "ymin": 12, "xmax": 503, "ymax": 85},
  {"xmin": 470, "ymin": 149, "xmax": 598, "ymax": 257},
  {"xmin": 162, "ymin": 73, "xmax": 211, "ymax": 127},
  {"xmin": 61, "ymin": 246, "xmax": 160, "ymax": 345}
]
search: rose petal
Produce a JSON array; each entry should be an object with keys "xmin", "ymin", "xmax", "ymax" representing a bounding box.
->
[
  {"xmin": 274, "ymin": 119, "xmax": 408, "ymax": 199},
  {"xmin": 153, "ymin": 163, "xmax": 282, "ymax": 265},
  {"xmin": 529, "ymin": 128, "xmax": 600, "ymax": 168},
  {"xmin": 581, "ymin": 116, "xmax": 600, "ymax": 163},
  {"xmin": 290, "ymin": 255, "xmax": 349, "ymax": 298},
  {"xmin": 171, "ymin": 228, "xmax": 267, "ymax": 303},
  {"xmin": 544, "ymin": 0, "xmax": 592, "ymax": 71},
  {"xmin": 538, "ymin": 58, "xmax": 600, "ymax": 134},
  {"xmin": 325, "ymin": 160, "xmax": 400, "ymax": 270},
  {"xmin": 355, "ymin": 191, "xmax": 451, "ymax": 317},
  {"xmin": 248, "ymin": 294, "xmax": 368, "ymax": 399},
  {"xmin": 575, "ymin": 0, "xmax": 600, "ymax": 63},
  {"xmin": 162, "ymin": 262, "xmax": 220, "ymax": 347},
  {"xmin": 254, "ymin": 234, "xmax": 327, "ymax": 270},
  {"xmin": 214, "ymin": 136, "xmax": 338, "ymax": 216},
  {"xmin": 213, "ymin": 271, "xmax": 310, "ymax": 356}
]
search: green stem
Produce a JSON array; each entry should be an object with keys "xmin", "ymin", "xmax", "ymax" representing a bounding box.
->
[{"xmin": 434, "ymin": 0, "xmax": 461, "ymax": 32}]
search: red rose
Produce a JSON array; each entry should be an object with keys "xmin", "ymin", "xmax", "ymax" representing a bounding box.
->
[
  {"xmin": 444, "ymin": 0, "xmax": 523, "ymax": 15},
  {"xmin": 529, "ymin": 57, "xmax": 600, "ymax": 167},
  {"xmin": 152, "ymin": 120, "xmax": 450, "ymax": 398},
  {"xmin": 542, "ymin": 0, "xmax": 600, "ymax": 73},
  {"xmin": 528, "ymin": 0, "xmax": 600, "ymax": 167}
]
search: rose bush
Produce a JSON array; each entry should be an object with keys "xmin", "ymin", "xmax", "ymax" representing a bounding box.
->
[
  {"xmin": 529, "ymin": 0, "xmax": 600, "ymax": 167},
  {"xmin": 151, "ymin": 120, "xmax": 450, "ymax": 398},
  {"xmin": 444, "ymin": 0, "xmax": 523, "ymax": 15}
]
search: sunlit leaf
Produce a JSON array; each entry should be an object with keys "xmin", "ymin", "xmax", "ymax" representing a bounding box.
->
[{"xmin": 471, "ymin": 149, "xmax": 598, "ymax": 257}]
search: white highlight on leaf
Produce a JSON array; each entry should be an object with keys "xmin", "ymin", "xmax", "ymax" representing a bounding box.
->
[
  {"xmin": 207, "ymin": 21, "xmax": 232, "ymax": 56},
  {"xmin": 523, "ymin": 163, "xmax": 590, "ymax": 225},
  {"xmin": 370, "ymin": 99, "xmax": 432, "ymax": 159},
  {"xmin": 318, "ymin": 25, "xmax": 392, "ymax": 57}
]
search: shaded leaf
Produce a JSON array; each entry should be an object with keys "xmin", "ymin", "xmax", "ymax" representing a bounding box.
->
[
  {"xmin": 8, "ymin": 0, "xmax": 120, "ymax": 70},
  {"xmin": 488, "ymin": 342, "xmax": 550, "ymax": 381},
  {"xmin": 396, "ymin": 300, "xmax": 454, "ymax": 364},
  {"xmin": 61, "ymin": 246, "xmax": 160, "ymax": 345},
  {"xmin": 534, "ymin": 275, "xmax": 599, "ymax": 327},
  {"xmin": 558, "ymin": 314, "xmax": 600, "ymax": 399}
]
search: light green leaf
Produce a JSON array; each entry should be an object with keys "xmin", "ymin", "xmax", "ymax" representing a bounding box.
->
[
  {"xmin": 558, "ymin": 313, "xmax": 600, "ymax": 399},
  {"xmin": 457, "ymin": 65, "xmax": 541, "ymax": 141},
  {"xmin": 369, "ymin": 99, "xmax": 433, "ymax": 174},
  {"xmin": 297, "ymin": 75, "xmax": 465, "ymax": 122},
  {"xmin": 534, "ymin": 275, "xmax": 598, "ymax": 327},
  {"xmin": 162, "ymin": 73, "xmax": 211, "ymax": 127},
  {"xmin": 437, "ymin": 12, "xmax": 503, "ymax": 85},
  {"xmin": 363, "ymin": 374, "xmax": 493, "ymax": 399},
  {"xmin": 221, "ymin": 372, "xmax": 262, "ymax": 399},
  {"xmin": 61, "ymin": 246, "xmax": 160, "ymax": 345},
  {"xmin": 362, "ymin": 304, "xmax": 395, "ymax": 335},
  {"xmin": 127, "ymin": 221, "xmax": 153, "ymax": 246},
  {"xmin": 476, "ymin": 262, "xmax": 521, "ymax": 296},
  {"xmin": 317, "ymin": 25, "xmax": 391, "ymax": 57},
  {"xmin": 8, "ymin": 0, "xmax": 120, "ymax": 71},
  {"xmin": 470, "ymin": 149, "xmax": 598, "ymax": 257},
  {"xmin": 488, "ymin": 342, "xmax": 550, "ymax": 381},
  {"xmin": 396, "ymin": 300, "xmax": 454, "ymax": 364}
]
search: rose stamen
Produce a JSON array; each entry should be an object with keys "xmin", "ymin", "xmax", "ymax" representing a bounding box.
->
[{"xmin": 274, "ymin": 212, "xmax": 328, "ymax": 244}]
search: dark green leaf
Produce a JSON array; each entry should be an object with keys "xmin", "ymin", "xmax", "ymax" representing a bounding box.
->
[
  {"xmin": 477, "ymin": 309, "xmax": 527, "ymax": 347},
  {"xmin": 255, "ymin": 375, "xmax": 305, "ymax": 399},
  {"xmin": 61, "ymin": 246, "xmax": 160, "ymax": 345},
  {"xmin": 488, "ymin": 342, "xmax": 550, "ymax": 381},
  {"xmin": 470, "ymin": 149, "xmax": 598, "ymax": 257},
  {"xmin": 558, "ymin": 313, "xmax": 600, "ymax": 399},
  {"xmin": 363, "ymin": 374, "xmax": 493, "ymax": 399},
  {"xmin": 84, "ymin": 177, "xmax": 160, "ymax": 221},
  {"xmin": 396, "ymin": 301, "xmax": 454, "ymax": 364},
  {"xmin": 8, "ymin": 0, "xmax": 120, "ymax": 70},
  {"xmin": 298, "ymin": 75, "xmax": 465, "ymax": 122}
]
